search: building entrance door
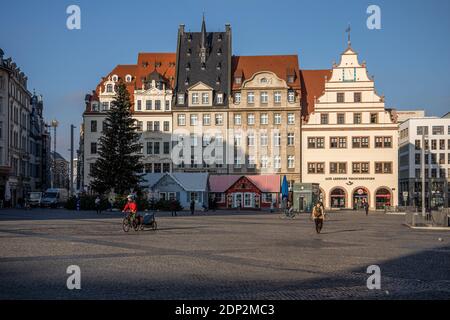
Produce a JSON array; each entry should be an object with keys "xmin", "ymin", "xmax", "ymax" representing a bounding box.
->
[
  {"xmin": 353, "ymin": 188, "xmax": 368, "ymax": 210},
  {"xmin": 243, "ymin": 192, "xmax": 254, "ymax": 208},
  {"xmin": 233, "ymin": 193, "xmax": 243, "ymax": 208}
]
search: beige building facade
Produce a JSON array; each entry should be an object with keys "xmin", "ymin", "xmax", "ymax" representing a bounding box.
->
[
  {"xmin": 229, "ymin": 66, "xmax": 301, "ymax": 185},
  {"xmin": 302, "ymin": 45, "xmax": 399, "ymax": 210}
]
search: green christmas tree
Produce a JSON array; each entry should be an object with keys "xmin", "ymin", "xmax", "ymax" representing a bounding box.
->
[{"xmin": 90, "ymin": 81, "xmax": 143, "ymax": 195}]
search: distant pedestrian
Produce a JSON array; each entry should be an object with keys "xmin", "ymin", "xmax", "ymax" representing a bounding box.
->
[
  {"xmin": 363, "ymin": 199, "xmax": 369, "ymax": 216},
  {"xmin": 170, "ymin": 199, "xmax": 177, "ymax": 217},
  {"xmin": 311, "ymin": 202, "xmax": 325, "ymax": 234},
  {"xmin": 190, "ymin": 199, "xmax": 195, "ymax": 215},
  {"xmin": 270, "ymin": 201, "xmax": 274, "ymax": 213},
  {"xmin": 95, "ymin": 196, "xmax": 101, "ymax": 214}
]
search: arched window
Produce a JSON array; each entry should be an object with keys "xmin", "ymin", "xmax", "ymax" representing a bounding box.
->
[
  {"xmin": 375, "ymin": 188, "xmax": 392, "ymax": 209},
  {"xmin": 112, "ymin": 75, "xmax": 118, "ymax": 82},
  {"xmin": 125, "ymin": 75, "xmax": 132, "ymax": 82},
  {"xmin": 330, "ymin": 188, "xmax": 346, "ymax": 208}
]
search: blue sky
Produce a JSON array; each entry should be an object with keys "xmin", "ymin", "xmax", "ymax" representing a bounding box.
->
[{"xmin": 1, "ymin": 0, "xmax": 449, "ymax": 159}]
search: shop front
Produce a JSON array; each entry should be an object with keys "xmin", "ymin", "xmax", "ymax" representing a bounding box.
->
[
  {"xmin": 210, "ymin": 175, "xmax": 280, "ymax": 210},
  {"xmin": 375, "ymin": 187, "xmax": 392, "ymax": 209},
  {"xmin": 352, "ymin": 187, "xmax": 369, "ymax": 210}
]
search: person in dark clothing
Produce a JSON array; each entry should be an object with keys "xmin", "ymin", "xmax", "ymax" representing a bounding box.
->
[
  {"xmin": 363, "ymin": 199, "xmax": 369, "ymax": 216},
  {"xmin": 190, "ymin": 199, "xmax": 195, "ymax": 215},
  {"xmin": 95, "ymin": 196, "xmax": 101, "ymax": 214},
  {"xmin": 170, "ymin": 199, "xmax": 177, "ymax": 217}
]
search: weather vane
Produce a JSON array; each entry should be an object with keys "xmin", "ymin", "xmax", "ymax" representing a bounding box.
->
[{"xmin": 346, "ymin": 24, "xmax": 351, "ymax": 46}]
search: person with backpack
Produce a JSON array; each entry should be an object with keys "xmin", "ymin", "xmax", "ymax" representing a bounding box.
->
[{"xmin": 311, "ymin": 202, "xmax": 325, "ymax": 234}]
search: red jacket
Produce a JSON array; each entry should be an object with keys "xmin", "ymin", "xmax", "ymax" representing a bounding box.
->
[{"xmin": 123, "ymin": 202, "xmax": 137, "ymax": 213}]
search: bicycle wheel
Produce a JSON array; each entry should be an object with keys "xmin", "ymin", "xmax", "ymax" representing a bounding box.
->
[
  {"xmin": 122, "ymin": 217, "xmax": 130, "ymax": 232},
  {"xmin": 132, "ymin": 219, "xmax": 140, "ymax": 231}
]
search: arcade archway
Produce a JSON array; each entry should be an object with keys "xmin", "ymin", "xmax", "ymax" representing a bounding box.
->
[{"xmin": 330, "ymin": 187, "xmax": 346, "ymax": 209}]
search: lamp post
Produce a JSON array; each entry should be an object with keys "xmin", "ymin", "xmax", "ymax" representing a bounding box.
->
[
  {"xmin": 50, "ymin": 120, "xmax": 58, "ymax": 189},
  {"xmin": 421, "ymin": 133, "xmax": 427, "ymax": 216}
]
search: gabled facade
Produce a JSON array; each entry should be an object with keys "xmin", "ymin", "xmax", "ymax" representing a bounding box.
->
[
  {"xmin": 302, "ymin": 43, "xmax": 399, "ymax": 210},
  {"xmin": 82, "ymin": 53, "xmax": 176, "ymax": 191},
  {"xmin": 171, "ymin": 17, "xmax": 232, "ymax": 175},
  {"xmin": 174, "ymin": 16, "xmax": 231, "ymax": 107}
]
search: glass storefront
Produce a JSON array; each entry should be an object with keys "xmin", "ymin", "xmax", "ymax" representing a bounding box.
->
[
  {"xmin": 375, "ymin": 188, "xmax": 391, "ymax": 209},
  {"xmin": 353, "ymin": 188, "xmax": 368, "ymax": 210},
  {"xmin": 330, "ymin": 188, "xmax": 346, "ymax": 208}
]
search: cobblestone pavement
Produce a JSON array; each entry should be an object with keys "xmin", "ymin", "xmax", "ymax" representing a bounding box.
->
[{"xmin": 0, "ymin": 208, "xmax": 449, "ymax": 299}]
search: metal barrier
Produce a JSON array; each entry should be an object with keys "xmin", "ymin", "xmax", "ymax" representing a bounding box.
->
[{"xmin": 405, "ymin": 210, "xmax": 450, "ymax": 227}]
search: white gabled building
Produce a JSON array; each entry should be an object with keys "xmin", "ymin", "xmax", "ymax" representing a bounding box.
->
[
  {"xmin": 302, "ymin": 42, "xmax": 399, "ymax": 210},
  {"xmin": 81, "ymin": 53, "xmax": 176, "ymax": 191}
]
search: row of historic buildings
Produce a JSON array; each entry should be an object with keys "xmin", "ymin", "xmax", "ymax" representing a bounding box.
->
[
  {"xmin": 81, "ymin": 18, "xmax": 400, "ymax": 210},
  {"xmin": 0, "ymin": 48, "xmax": 51, "ymax": 206}
]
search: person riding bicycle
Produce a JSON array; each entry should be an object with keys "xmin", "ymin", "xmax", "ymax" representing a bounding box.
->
[{"xmin": 122, "ymin": 195, "xmax": 138, "ymax": 221}]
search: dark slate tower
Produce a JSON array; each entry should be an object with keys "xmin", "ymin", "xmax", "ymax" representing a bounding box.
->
[{"xmin": 174, "ymin": 16, "xmax": 232, "ymax": 107}]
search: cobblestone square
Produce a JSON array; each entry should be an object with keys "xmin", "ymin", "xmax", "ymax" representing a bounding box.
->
[{"xmin": 0, "ymin": 209, "xmax": 449, "ymax": 299}]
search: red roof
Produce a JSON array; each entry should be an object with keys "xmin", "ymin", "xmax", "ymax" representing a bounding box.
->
[
  {"xmin": 136, "ymin": 53, "xmax": 176, "ymax": 88},
  {"xmin": 300, "ymin": 69, "xmax": 331, "ymax": 117},
  {"xmin": 89, "ymin": 53, "xmax": 176, "ymax": 112},
  {"xmin": 232, "ymin": 55, "xmax": 301, "ymax": 90},
  {"xmin": 209, "ymin": 175, "xmax": 280, "ymax": 193}
]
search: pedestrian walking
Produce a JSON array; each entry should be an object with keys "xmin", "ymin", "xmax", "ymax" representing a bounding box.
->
[
  {"xmin": 363, "ymin": 199, "xmax": 369, "ymax": 216},
  {"xmin": 311, "ymin": 202, "xmax": 325, "ymax": 234},
  {"xmin": 190, "ymin": 199, "xmax": 195, "ymax": 215},
  {"xmin": 95, "ymin": 196, "xmax": 101, "ymax": 214}
]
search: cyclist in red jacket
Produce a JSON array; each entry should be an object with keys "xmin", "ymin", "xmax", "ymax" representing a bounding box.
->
[{"xmin": 123, "ymin": 195, "xmax": 137, "ymax": 220}]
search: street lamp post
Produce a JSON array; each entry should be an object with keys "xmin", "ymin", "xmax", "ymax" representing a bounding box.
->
[
  {"xmin": 421, "ymin": 133, "xmax": 427, "ymax": 217},
  {"xmin": 50, "ymin": 120, "xmax": 59, "ymax": 189}
]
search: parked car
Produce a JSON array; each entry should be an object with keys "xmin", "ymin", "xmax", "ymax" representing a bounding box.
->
[
  {"xmin": 26, "ymin": 192, "xmax": 43, "ymax": 207},
  {"xmin": 41, "ymin": 188, "xmax": 69, "ymax": 208}
]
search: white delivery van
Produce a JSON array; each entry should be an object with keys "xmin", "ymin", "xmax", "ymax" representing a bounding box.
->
[
  {"xmin": 27, "ymin": 192, "xmax": 43, "ymax": 207},
  {"xmin": 41, "ymin": 188, "xmax": 69, "ymax": 208}
]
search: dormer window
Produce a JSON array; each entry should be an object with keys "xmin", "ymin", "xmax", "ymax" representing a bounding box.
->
[
  {"xmin": 201, "ymin": 63, "xmax": 206, "ymax": 70},
  {"xmin": 260, "ymin": 78, "xmax": 268, "ymax": 84},
  {"xmin": 125, "ymin": 75, "xmax": 132, "ymax": 82},
  {"xmin": 234, "ymin": 77, "xmax": 242, "ymax": 84},
  {"xmin": 106, "ymin": 84, "xmax": 113, "ymax": 93},
  {"xmin": 216, "ymin": 62, "xmax": 221, "ymax": 70},
  {"xmin": 177, "ymin": 94, "xmax": 185, "ymax": 105},
  {"xmin": 185, "ymin": 63, "xmax": 191, "ymax": 71},
  {"xmin": 218, "ymin": 34, "xmax": 223, "ymax": 41},
  {"xmin": 184, "ymin": 77, "xmax": 189, "ymax": 86},
  {"xmin": 216, "ymin": 93, "xmax": 223, "ymax": 104},
  {"xmin": 217, "ymin": 48, "xmax": 222, "ymax": 56},
  {"xmin": 91, "ymin": 102, "xmax": 99, "ymax": 112},
  {"xmin": 188, "ymin": 34, "xmax": 192, "ymax": 42},
  {"xmin": 187, "ymin": 49, "xmax": 191, "ymax": 56},
  {"xmin": 216, "ymin": 76, "xmax": 221, "ymax": 85},
  {"xmin": 287, "ymin": 75, "xmax": 295, "ymax": 83},
  {"xmin": 112, "ymin": 75, "xmax": 118, "ymax": 82}
]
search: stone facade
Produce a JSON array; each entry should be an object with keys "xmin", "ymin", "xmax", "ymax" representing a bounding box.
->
[{"xmin": 0, "ymin": 48, "xmax": 50, "ymax": 206}]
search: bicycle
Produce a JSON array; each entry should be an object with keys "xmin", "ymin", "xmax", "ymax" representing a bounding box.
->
[
  {"xmin": 281, "ymin": 208, "xmax": 297, "ymax": 219},
  {"xmin": 122, "ymin": 211, "xmax": 140, "ymax": 232}
]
